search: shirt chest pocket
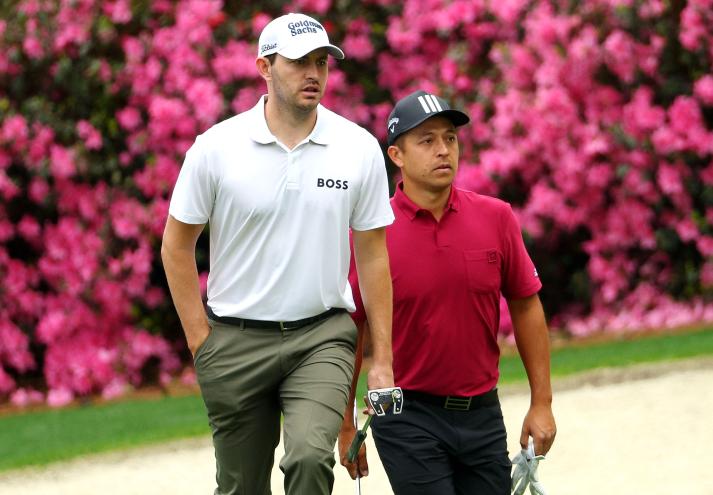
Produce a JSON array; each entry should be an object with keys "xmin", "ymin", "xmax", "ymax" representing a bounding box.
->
[{"xmin": 463, "ymin": 249, "xmax": 502, "ymax": 294}]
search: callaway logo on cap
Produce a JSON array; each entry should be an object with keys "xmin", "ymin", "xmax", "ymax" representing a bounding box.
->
[
  {"xmin": 257, "ymin": 13, "xmax": 345, "ymax": 60},
  {"xmin": 387, "ymin": 90, "xmax": 470, "ymax": 145}
]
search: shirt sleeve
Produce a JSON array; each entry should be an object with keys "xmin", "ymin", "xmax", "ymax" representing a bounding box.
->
[
  {"xmin": 168, "ymin": 136, "xmax": 214, "ymax": 225},
  {"xmin": 500, "ymin": 204, "xmax": 542, "ymax": 299},
  {"xmin": 350, "ymin": 135, "xmax": 394, "ymax": 231}
]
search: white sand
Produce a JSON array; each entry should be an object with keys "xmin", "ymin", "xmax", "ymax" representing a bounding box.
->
[{"xmin": 1, "ymin": 360, "xmax": 712, "ymax": 495}]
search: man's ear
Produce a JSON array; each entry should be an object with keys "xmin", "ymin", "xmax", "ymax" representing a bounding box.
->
[
  {"xmin": 256, "ymin": 57, "xmax": 272, "ymax": 82},
  {"xmin": 387, "ymin": 145, "xmax": 405, "ymax": 170}
]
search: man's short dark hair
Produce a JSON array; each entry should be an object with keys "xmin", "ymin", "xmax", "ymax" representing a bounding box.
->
[{"xmin": 265, "ymin": 53, "xmax": 277, "ymax": 64}]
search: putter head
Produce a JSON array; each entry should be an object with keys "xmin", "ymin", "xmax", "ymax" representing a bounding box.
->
[{"xmin": 367, "ymin": 387, "xmax": 404, "ymax": 416}]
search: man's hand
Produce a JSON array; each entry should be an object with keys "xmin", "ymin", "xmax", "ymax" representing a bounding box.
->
[
  {"xmin": 161, "ymin": 216, "xmax": 210, "ymax": 359},
  {"xmin": 520, "ymin": 403, "xmax": 556, "ymax": 455},
  {"xmin": 338, "ymin": 421, "xmax": 369, "ymax": 479},
  {"xmin": 511, "ymin": 439, "xmax": 548, "ymax": 495},
  {"xmin": 187, "ymin": 323, "xmax": 211, "ymax": 358},
  {"xmin": 367, "ymin": 362, "xmax": 394, "ymax": 391}
]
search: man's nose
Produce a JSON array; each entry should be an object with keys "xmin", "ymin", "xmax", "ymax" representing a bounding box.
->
[
  {"xmin": 436, "ymin": 138, "xmax": 450, "ymax": 156},
  {"xmin": 304, "ymin": 61, "xmax": 320, "ymax": 77}
]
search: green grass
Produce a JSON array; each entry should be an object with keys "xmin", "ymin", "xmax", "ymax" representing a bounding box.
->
[
  {"xmin": 1, "ymin": 326, "xmax": 712, "ymax": 473},
  {"xmin": 0, "ymin": 394, "xmax": 209, "ymax": 472},
  {"xmin": 499, "ymin": 326, "xmax": 713, "ymax": 383}
]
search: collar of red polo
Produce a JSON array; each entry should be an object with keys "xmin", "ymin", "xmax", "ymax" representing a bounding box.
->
[{"xmin": 393, "ymin": 181, "xmax": 461, "ymax": 220}]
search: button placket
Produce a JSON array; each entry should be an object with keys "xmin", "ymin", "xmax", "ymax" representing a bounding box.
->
[{"xmin": 286, "ymin": 149, "xmax": 300, "ymax": 190}]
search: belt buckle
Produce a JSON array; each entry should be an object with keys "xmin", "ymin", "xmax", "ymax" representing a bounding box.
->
[
  {"xmin": 280, "ymin": 321, "xmax": 301, "ymax": 331},
  {"xmin": 444, "ymin": 396, "xmax": 471, "ymax": 411}
]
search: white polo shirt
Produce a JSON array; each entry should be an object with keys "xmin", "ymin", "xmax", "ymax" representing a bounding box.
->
[{"xmin": 169, "ymin": 96, "xmax": 394, "ymax": 320}]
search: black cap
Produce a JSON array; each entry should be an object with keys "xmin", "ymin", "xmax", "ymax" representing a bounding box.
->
[{"xmin": 386, "ymin": 90, "xmax": 470, "ymax": 145}]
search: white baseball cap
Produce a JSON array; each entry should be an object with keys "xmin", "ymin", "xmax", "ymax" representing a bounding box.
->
[{"xmin": 257, "ymin": 13, "xmax": 345, "ymax": 60}]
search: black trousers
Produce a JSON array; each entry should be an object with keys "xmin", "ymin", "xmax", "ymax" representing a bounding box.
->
[{"xmin": 371, "ymin": 393, "xmax": 511, "ymax": 495}]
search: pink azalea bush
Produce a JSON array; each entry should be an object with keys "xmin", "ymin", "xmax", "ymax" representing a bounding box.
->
[
  {"xmin": 0, "ymin": 0, "xmax": 711, "ymax": 407},
  {"xmin": 376, "ymin": 0, "xmax": 713, "ymax": 335}
]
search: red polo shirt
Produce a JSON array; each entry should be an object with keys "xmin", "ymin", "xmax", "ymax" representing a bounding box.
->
[{"xmin": 349, "ymin": 183, "xmax": 541, "ymax": 396}]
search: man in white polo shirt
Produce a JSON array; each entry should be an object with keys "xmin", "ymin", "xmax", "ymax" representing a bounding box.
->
[{"xmin": 161, "ymin": 12, "xmax": 395, "ymax": 495}]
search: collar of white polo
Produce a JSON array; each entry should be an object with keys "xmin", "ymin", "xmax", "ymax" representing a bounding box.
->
[{"xmin": 249, "ymin": 96, "xmax": 331, "ymax": 146}]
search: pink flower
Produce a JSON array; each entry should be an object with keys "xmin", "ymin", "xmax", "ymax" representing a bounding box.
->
[
  {"xmin": 285, "ymin": 0, "xmax": 332, "ymax": 14},
  {"xmin": 2, "ymin": 114, "xmax": 29, "ymax": 143},
  {"xmin": 47, "ymin": 388, "xmax": 74, "ymax": 408},
  {"xmin": 0, "ymin": 367, "xmax": 15, "ymax": 393},
  {"xmin": 386, "ymin": 18, "xmax": 422, "ymax": 54},
  {"xmin": 603, "ymin": 30, "xmax": 636, "ymax": 83},
  {"xmin": 701, "ymin": 261, "xmax": 713, "ymax": 287},
  {"xmin": 37, "ymin": 310, "xmax": 70, "ymax": 343},
  {"xmin": 0, "ymin": 219, "xmax": 14, "ymax": 242},
  {"xmin": 29, "ymin": 178, "xmax": 49, "ymax": 203},
  {"xmin": 17, "ymin": 215, "xmax": 41, "ymax": 242},
  {"xmin": 211, "ymin": 40, "xmax": 257, "ymax": 84},
  {"xmin": 639, "ymin": 0, "xmax": 665, "ymax": 18},
  {"xmin": 101, "ymin": 379, "xmax": 128, "ymax": 400},
  {"xmin": 693, "ymin": 75, "xmax": 713, "ymax": 106},
  {"xmin": 180, "ymin": 367, "xmax": 197, "ymax": 386},
  {"xmin": 231, "ymin": 86, "xmax": 264, "ymax": 114},
  {"xmin": 0, "ymin": 319, "xmax": 35, "ymax": 371},
  {"xmin": 0, "ymin": 170, "xmax": 20, "ymax": 200},
  {"xmin": 675, "ymin": 218, "xmax": 699, "ymax": 242},
  {"xmin": 122, "ymin": 37, "xmax": 144, "ymax": 64},
  {"xmin": 252, "ymin": 13, "xmax": 272, "ymax": 36},
  {"xmin": 342, "ymin": 18, "xmax": 374, "ymax": 60},
  {"xmin": 49, "ymin": 145, "xmax": 75, "ymax": 179},
  {"xmin": 117, "ymin": 107, "xmax": 142, "ymax": 131},
  {"xmin": 657, "ymin": 162, "xmax": 685, "ymax": 196},
  {"xmin": 622, "ymin": 87, "xmax": 665, "ymax": 136},
  {"xmin": 668, "ymin": 96, "xmax": 704, "ymax": 135},
  {"xmin": 343, "ymin": 33, "xmax": 374, "ymax": 60},
  {"xmin": 104, "ymin": 0, "xmax": 132, "ymax": 24},
  {"xmin": 10, "ymin": 388, "xmax": 44, "ymax": 408},
  {"xmin": 185, "ymin": 78, "xmax": 223, "ymax": 127},
  {"xmin": 679, "ymin": 6, "xmax": 706, "ymax": 51},
  {"xmin": 28, "ymin": 124, "xmax": 55, "ymax": 162},
  {"xmin": 23, "ymin": 36, "xmax": 44, "ymax": 59},
  {"xmin": 76, "ymin": 120, "xmax": 103, "ymax": 150},
  {"xmin": 697, "ymin": 236, "xmax": 713, "ymax": 256},
  {"xmin": 455, "ymin": 163, "xmax": 498, "ymax": 196},
  {"xmin": 110, "ymin": 198, "xmax": 147, "ymax": 240},
  {"xmin": 490, "ymin": 0, "xmax": 528, "ymax": 25}
]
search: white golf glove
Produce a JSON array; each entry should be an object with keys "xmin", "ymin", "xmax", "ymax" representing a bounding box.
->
[{"xmin": 511, "ymin": 439, "xmax": 548, "ymax": 495}]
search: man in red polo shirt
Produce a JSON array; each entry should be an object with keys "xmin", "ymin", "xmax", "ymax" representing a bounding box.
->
[{"xmin": 339, "ymin": 90, "xmax": 556, "ymax": 494}]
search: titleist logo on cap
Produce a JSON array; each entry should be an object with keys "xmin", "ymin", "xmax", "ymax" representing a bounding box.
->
[{"xmin": 260, "ymin": 43, "xmax": 277, "ymax": 54}]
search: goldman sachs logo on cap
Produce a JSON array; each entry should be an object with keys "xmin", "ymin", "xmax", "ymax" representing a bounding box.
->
[{"xmin": 288, "ymin": 19, "xmax": 324, "ymax": 36}]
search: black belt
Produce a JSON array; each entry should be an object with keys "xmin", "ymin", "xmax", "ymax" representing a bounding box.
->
[
  {"xmin": 206, "ymin": 306, "xmax": 344, "ymax": 331},
  {"xmin": 402, "ymin": 388, "xmax": 499, "ymax": 411}
]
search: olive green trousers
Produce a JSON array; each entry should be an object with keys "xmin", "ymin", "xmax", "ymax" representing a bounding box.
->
[{"xmin": 194, "ymin": 311, "xmax": 357, "ymax": 495}]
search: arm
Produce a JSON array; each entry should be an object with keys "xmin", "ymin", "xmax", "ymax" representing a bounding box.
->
[
  {"xmin": 351, "ymin": 227, "xmax": 394, "ymax": 390},
  {"xmin": 338, "ymin": 321, "xmax": 369, "ymax": 479},
  {"xmin": 161, "ymin": 214, "xmax": 209, "ymax": 356},
  {"xmin": 508, "ymin": 294, "xmax": 557, "ymax": 455}
]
